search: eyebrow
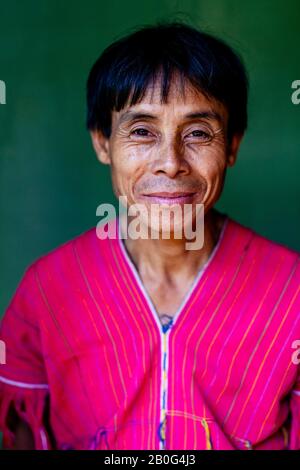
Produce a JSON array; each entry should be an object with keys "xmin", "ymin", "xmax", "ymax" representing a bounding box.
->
[{"xmin": 117, "ymin": 110, "xmax": 223, "ymax": 127}]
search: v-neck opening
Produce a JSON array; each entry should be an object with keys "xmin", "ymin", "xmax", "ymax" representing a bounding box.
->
[{"xmin": 116, "ymin": 213, "xmax": 230, "ymax": 333}]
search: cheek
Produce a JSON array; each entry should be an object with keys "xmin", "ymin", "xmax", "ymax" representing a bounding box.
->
[
  {"xmin": 112, "ymin": 142, "xmax": 149, "ymax": 173},
  {"xmin": 190, "ymin": 146, "xmax": 227, "ymax": 179},
  {"xmin": 110, "ymin": 148, "xmax": 147, "ymax": 199}
]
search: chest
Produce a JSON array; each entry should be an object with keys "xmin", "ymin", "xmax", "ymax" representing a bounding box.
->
[
  {"xmin": 43, "ymin": 293, "xmax": 297, "ymax": 450},
  {"xmin": 138, "ymin": 275, "xmax": 198, "ymax": 323}
]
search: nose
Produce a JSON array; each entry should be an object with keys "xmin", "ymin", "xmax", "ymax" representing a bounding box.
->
[{"xmin": 151, "ymin": 136, "xmax": 190, "ymax": 178}]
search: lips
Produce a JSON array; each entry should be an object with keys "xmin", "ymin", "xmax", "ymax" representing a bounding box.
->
[
  {"xmin": 143, "ymin": 191, "xmax": 196, "ymax": 198},
  {"xmin": 139, "ymin": 191, "xmax": 197, "ymax": 205}
]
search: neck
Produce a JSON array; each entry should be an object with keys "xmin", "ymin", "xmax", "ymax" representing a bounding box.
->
[{"xmin": 120, "ymin": 208, "xmax": 226, "ymax": 282}]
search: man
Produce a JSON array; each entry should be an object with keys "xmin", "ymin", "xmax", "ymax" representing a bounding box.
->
[{"xmin": 0, "ymin": 22, "xmax": 299, "ymax": 450}]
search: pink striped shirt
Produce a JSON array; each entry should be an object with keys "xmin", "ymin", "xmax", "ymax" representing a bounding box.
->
[{"xmin": 0, "ymin": 214, "xmax": 300, "ymax": 450}]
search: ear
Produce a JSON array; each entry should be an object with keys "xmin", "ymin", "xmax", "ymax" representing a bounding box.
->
[
  {"xmin": 90, "ymin": 130, "xmax": 111, "ymax": 165},
  {"xmin": 226, "ymin": 133, "xmax": 244, "ymax": 167}
]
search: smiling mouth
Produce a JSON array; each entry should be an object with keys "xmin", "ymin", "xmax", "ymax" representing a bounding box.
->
[
  {"xmin": 140, "ymin": 191, "xmax": 197, "ymax": 205},
  {"xmin": 143, "ymin": 191, "xmax": 196, "ymax": 197}
]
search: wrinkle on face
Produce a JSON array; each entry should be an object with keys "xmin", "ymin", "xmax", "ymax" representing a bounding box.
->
[{"xmin": 107, "ymin": 73, "xmax": 230, "ymax": 212}]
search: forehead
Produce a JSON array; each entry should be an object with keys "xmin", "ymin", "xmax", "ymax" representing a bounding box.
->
[{"xmin": 112, "ymin": 74, "xmax": 227, "ymax": 127}]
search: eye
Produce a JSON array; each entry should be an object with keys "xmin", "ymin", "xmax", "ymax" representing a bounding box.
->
[
  {"xmin": 186, "ymin": 129, "xmax": 212, "ymax": 141},
  {"xmin": 131, "ymin": 128, "xmax": 152, "ymax": 137}
]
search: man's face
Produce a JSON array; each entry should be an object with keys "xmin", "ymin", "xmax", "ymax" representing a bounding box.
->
[{"xmin": 91, "ymin": 75, "xmax": 242, "ymax": 233}]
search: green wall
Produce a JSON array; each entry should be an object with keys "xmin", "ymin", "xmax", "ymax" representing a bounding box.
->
[{"xmin": 0, "ymin": 0, "xmax": 300, "ymax": 316}]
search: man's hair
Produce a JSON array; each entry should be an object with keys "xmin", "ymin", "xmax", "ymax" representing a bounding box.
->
[{"xmin": 86, "ymin": 22, "xmax": 249, "ymax": 143}]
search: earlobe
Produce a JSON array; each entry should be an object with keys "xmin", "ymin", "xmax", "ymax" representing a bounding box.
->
[
  {"xmin": 90, "ymin": 130, "xmax": 111, "ymax": 165},
  {"xmin": 227, "ymin": 155, "xmax": 236, "ymax": 166}
]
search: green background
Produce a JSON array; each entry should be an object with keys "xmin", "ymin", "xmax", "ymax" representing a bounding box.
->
[{"xmin": 0, "ymin": 0, "xmax": 299, "ymax": 318}]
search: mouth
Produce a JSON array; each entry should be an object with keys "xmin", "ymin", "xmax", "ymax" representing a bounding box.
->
[{"xmin": 139, "ymin": 191, "xmax": 197, "ymax": 205}]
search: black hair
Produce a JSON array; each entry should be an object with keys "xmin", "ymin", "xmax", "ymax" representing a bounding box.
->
[{"xmin": 86, "ymin": 21, "xmax": 249, "ymax": 143}]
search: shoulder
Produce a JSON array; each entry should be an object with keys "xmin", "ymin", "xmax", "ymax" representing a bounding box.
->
[
  {"xmin": 28, "ymin": 217, "xmax": 118, "ymax": 274},
  {"xmin": 225, "ymin": 215, "xmax": 300, "ymax": 295},
  {"xmin": 4, "ymin": 218, "xmax": 119, "ymax": 322},
  {"xmin": 227, "ymin": 215, "xmax": 300, "ymax": 264}
]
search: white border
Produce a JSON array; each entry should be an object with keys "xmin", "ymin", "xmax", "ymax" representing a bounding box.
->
[{"xmin": 0, "ymin": 374, "xmax": 49, "ymax": 390}]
